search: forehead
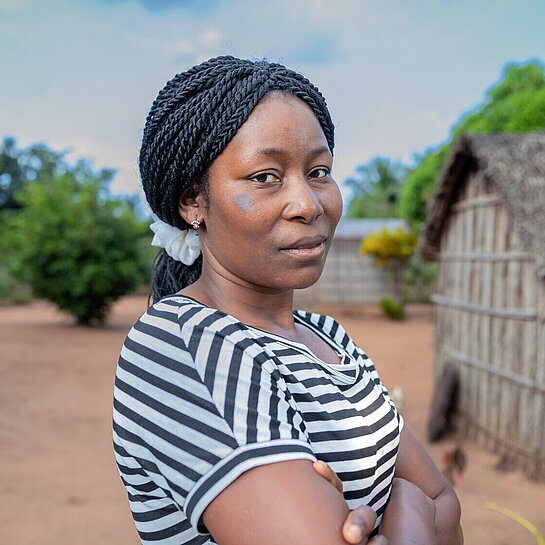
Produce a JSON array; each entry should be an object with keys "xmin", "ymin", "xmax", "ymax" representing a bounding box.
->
[{"xmin": 224, "ymin": 92, "xmax": 330, "ymax": 160}]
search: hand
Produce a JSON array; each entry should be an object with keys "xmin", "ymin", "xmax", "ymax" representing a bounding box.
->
[
  {"xmin": 313, "ymin": 460, "xmax": 388, "ymax": 545},
  {"xmin": 379, "ymin": 478, "xmax": 437, "ymax": 545}
]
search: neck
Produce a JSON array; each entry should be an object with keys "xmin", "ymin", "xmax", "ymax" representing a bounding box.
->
[{"xmin": 181, "ymin": 266, "xmax": 297, "ymax": 334}]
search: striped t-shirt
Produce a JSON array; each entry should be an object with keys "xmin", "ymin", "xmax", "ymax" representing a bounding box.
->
[{"xmin": 113, "ymin": 295, "xmax": 403, "ymax": 544}]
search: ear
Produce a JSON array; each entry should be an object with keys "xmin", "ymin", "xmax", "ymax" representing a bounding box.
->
[{"xmin": 178, "ymin": 186, "xmax": 205, "ymax": 224}]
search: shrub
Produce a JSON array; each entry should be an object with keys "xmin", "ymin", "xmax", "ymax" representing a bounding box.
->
[
  {"xmin": 361, "ymin": 228, "xmax": 417, "ymax": 308},
  {"xmin": 403, "ymin": 253, "xmax": 437, "ymax": 302},
  {"xmin": 2, "ymin": 164, "xmax": 150, "ymax": 324},
  {"xmin": 0, "ymin": 265, "xmax": 32, "ymax": 304},
  {"xmin": 360, "ymin": 228, "xmax": 417, "ymax": 267},
  {"xmin": 379, "ymin": 297, "xmax": 406, "ymax": 321}
]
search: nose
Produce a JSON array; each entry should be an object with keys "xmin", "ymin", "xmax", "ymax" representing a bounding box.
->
[{"xmin": 282, "ymin": 175, "xmax": 324, "ymax": 223}]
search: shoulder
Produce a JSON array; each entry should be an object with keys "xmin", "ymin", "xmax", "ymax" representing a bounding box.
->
[
  {"xmin": 137, "ymin": 295, "xmax": 249, "ymax": 343},
  {"xmin": 293, "ymin": 309, "xmax": 365, "ymax": 357},
  {"xmin": 117, "ymin": 296, "xmax": 205, "ymax": 382},
  {"xmin": 132, "ymin": 296, "xmax": 279, "ymax": 376}
]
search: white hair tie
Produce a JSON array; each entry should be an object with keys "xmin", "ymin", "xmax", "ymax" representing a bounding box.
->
[{"xmin": 150, "ymin": 220, "xmax": 202, "ymax": 265}]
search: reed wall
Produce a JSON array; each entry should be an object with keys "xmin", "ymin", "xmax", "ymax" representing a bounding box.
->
[
  {"xmin": 433, "ymin": 170, "xmax": 545, "ymax": 480},
  {"xmin": 294, "ymin": 239, "xmax": 389, "ymax": 308}
]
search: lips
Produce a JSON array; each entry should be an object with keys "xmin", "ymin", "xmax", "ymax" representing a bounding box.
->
[
  {"xmin": 281, "ymin": 234, "xmax": 328, "ymax": 250},
  {"xmin": 280, "ymin": 234, "xmax": 328, "ymax": 260}
]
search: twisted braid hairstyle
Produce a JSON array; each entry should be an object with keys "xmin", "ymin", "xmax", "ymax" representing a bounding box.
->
[{"xmin": 140, "ymin": 56, "xmax": 335, "ymax": 302}]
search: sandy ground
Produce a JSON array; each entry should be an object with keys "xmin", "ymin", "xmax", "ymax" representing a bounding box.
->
[{"xmin": 1, "ymin": 296, "xmax": 544, "ymax": 544}]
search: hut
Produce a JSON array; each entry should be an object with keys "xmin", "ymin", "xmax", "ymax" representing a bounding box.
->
[
  {"xmin": 295, "ymin": 218, "xmax": 406, "ymax": 307},
  {"xmin": 421, "ymin": 133, "xmax": 545, "ymax": 480}
]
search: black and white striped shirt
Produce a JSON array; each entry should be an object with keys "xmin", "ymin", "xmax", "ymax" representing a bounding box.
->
[{"xmin": 113, "ymin": 295, "xmax": 403, "ymax": 544}]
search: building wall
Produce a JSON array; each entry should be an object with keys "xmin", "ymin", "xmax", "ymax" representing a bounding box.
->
[
  {"xmin": 294, "ymin": 239, "xmax": 389, "ymax": 308},
  {"xmin": 432, "ymin": 169, "xmax": 544, "ymax": 479}
]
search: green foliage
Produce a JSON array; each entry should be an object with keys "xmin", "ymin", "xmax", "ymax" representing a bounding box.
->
[
  {"xmin": 0, "ymin": 137, "xmax": 66, "ymax": 210},
  {"xmin": 361, "ymin": 228, "xmax": 417, "ymax": 309},
  {"xmin": 0, "ymin": 264, "xmax": 32, "ymax": 303},
  {"xmin": 399, "ymin": 59, "xmax": 545, "ymax": 227},
  {"xmin": 454, "ymin": 61, "xmax": 545, "ymax": 135},
  {"xmin": 360, "ymin": 228, "xmax": 417, "ymax": 267},
  {"xmin": 397, "ymin": 144, "xmax": 450, "ymax": 227},
  {"xmin": 379, "ymin": 297, "xmax": 406, "ymax": 321},
  {"xmin": 345, "ymin": 157, "xmax": 407, "ymax": 218},
  {"xmin": 403, "ymin": 253, "xmax": 437, "ymax": 303},
  {"xmin": 1, "ymin": 154, "xmax": 151, "ymax": 324}
]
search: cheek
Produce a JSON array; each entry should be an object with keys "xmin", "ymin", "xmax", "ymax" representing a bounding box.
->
[
  {"xmin": 325, "ymin": 183, "xmax": 343, "ymax": 226},
  {"xmin": 232, "ymin": 193, "xmax": 255, "ymax": 214}
]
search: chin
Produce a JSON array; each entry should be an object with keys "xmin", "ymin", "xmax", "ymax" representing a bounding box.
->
[{"xmin": 282, "ymin": 268, "xmax": 324, "ymax": 290}]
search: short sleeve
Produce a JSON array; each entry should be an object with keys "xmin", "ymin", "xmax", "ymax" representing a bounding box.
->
[{"xmin": 113, "ymin": 300, "xmax": 315, "ymax": 535}]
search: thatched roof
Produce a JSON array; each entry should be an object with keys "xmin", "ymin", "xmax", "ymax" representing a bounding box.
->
[{"xmin": 421, "ymin": 133, "xmax": 545, "ymax": 278}]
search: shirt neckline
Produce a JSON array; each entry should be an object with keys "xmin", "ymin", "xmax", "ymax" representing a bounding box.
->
[{"xmin": 163, "ymin": 294, "xmax": 356, "ymax": 369}]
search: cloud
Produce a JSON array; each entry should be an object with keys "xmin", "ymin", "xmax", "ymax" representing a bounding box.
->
[
  {"xmin": 278, "ymin": 0, "xmax": 385, "ymax": 26},
  {"xmin": 199, "ymin": 28, "xmax": 221, "ymax": 48},
  {"xmin": 0, "ymin": 0, "xmax": 31, "ymax": 13},
  {"xmin": 289, "ymin": 36, "xmax": 340, "ymax": 66},
  {"xmin": 45, "ymin": 135, "xmax": 141, "ymax": 195},
  {"xmin": 85, "ymin": 0, "xmax": 224, "ymax": 15},
  {"xmin": 136, "ymin": 0, "xmax": 221, "ymax": 14},
  {"xmin": 127, "ymin": 28, "xmax": 223, "ymax": 66},
  {"xmin": 164, "ymin": 39, "xmax": 195, "ymax": 57}
]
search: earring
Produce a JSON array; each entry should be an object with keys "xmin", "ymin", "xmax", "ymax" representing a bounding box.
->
[{"xmin": 191, "ymin": 220, "xmax": 201, "ymax": 229}]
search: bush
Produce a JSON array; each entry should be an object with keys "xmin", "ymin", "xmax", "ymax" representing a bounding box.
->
[
  {"xmin": 361, "ymin": 228, "xmax": 417, "ymax": 308},
  {"xmin": 403, "ymin": 253, "xmax": 437, "ymax": 302},
  {"xmin": 2, "ymin": 164, "xmax": 151, "ymax": 324},
  {"xmin": 360, "ymin": 228, "xmax": 417, "ymax": 267},
  {"xmin": 379, "ymin": 297, "xmax": 406, "ymax": 321},
  {"xmin": 0, "ymin": 265, "xmax": 32, "ymax": 304}
]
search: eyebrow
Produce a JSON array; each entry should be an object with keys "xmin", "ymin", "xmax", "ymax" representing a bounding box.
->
[{"xmin": 250, "ymin": 146, "xmax": 331, "ymax": 158}]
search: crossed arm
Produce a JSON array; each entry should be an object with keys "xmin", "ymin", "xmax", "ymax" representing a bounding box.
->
[
  {"xmin": 201, "ymin": 426, "xmax": 462, "ymax": 545},
  {"xmin": 392, "ymin": 427, "xmax": 463, "ymax": 545}
]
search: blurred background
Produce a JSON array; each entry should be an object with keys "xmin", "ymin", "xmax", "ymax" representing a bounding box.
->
[{"xmin": 1, "ymin": 1, "xmax": 544, "ymax": 543}]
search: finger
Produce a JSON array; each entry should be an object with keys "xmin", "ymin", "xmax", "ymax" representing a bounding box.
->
[
  {"xmin": 342, "ymin": 505, "xmax": 377, "ymax": 544},
  {"xmin": 313, "ymin": 460, "xmax": 343, "ymax": 494}
]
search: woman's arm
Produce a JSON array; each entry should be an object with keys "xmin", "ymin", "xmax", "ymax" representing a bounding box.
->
[
  {"xmin": 394, "ymin": 427, "xmax": 463, "ymax": 545},
  {"xmin": 202, "ymin": 459, "xmax": 386, "ymax": 545},
  {"xmin": 314, "ymin": 460, "xmax": 438, "ymax": 545},
  {"xmin": 380, "ymin": 477, "xmax": 437, "ymax": 544}
]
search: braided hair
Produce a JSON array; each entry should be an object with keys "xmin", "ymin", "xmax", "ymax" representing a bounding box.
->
[{"xmin": 140, "ymin": 56, "xmax": 335, "ymax": 303}]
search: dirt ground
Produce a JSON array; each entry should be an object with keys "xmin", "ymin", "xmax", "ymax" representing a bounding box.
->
[{"xmin": 1, "ymin": 296, "xmax": 544, "ymax": 544}]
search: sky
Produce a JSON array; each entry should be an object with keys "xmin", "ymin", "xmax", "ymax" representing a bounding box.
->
[{"xmin": 1, "ymin": 0, "xmax": 544, "ymax": 210}]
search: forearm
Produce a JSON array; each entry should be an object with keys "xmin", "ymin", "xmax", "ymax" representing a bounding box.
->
[
  {"xmin": 394, "ymin": 428, "xmax": 463, "ymax": 545},
  {"xmin": 379, "ymin": 478, "xmax": 437, "ymax": 545},
  {"xmin": 433, "ymin": 486, "xmax": 463, "ymax": 545}
]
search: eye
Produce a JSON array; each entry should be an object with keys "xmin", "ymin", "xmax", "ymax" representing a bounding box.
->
[
  {"xmin": 308, "ymin": 167, "xmax": 330, "ymax": 180},
  {"xmin": 251, "ymin": 172, "xmax": 280, "ymax": 184}
]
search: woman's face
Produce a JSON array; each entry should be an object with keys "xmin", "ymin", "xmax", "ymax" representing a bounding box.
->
[{"xmin": 191, "ymin": 92, "xmax": 343, "ymax": 291}]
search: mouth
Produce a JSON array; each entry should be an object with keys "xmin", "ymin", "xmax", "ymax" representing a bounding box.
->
[{"xmin": 280, "ymin": 235, "xmax": 328, "ymax": 259}]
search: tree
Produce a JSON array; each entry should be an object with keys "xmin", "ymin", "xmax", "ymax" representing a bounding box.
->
[
  {"xmin": 344, "ymin": 157, "xmax": 407, "ymax": 218},
  {"xmin": 0, "ymin": 137, "xmax": 65, "ymax": 210},
  {"xmin": 1, "ymin": 152, "xmax": 151, "ymax": 324},
  {"xmin": 398, "ymin": 59, "xmax": 545, "ymax": 227},
  {"xmin": 453, "ymin": 60, "xmax": 545, "ymax": 135},
  {"xmin": 397, "ymin": 144, "xmax": 450, "ymax": 227}
]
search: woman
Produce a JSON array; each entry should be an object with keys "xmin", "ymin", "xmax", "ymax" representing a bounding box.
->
[{"xmin": 113, "ymin": 56, "xmax": 462, "ymax": 545}]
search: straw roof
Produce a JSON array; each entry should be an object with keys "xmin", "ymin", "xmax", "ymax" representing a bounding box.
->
[{"xmin": 421, "ymin": 132, "xmax": 545, "ymax": 278}]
